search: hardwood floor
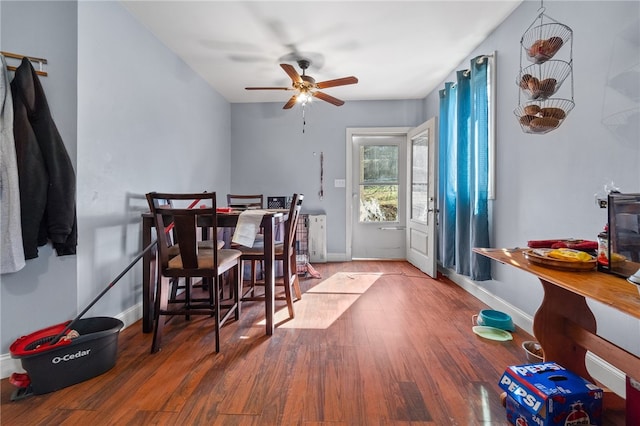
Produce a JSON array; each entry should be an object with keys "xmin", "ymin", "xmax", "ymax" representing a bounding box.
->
[{"xmin": 1, "ymin": 261, "xmax": 625, "ymax": 425}]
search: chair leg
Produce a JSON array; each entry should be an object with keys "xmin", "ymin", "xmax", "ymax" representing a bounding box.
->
[
  {"xmin": 185, "ymin": 277, "xmax": 192, "ymax": 321},
  {"xmin": 240, "ymin": 259, "xmax": 258, "ymax": 297},
  {"xmin": 235, "ymin": 261, "xmax": 242, "ymax": 320},
  {"xmin": 282, "ymin": 257, "xmax": 295, "ymax": 319},
  {"xmin": 169, "ymin": 277, "xmax": 179, "ymax": 300},
  {"xmin": 151, "ymin": 276, "xmax": 171, "ymax": 354},
  {"xmin": 214, "ymin": 274, "xmax": 221, "ymax": 353},
  {"xmin": 209, "ymin": 275, "xmax": 216, "ymax": 317},
  {"xmin": 218, "ymin": 274, "xmax": 225, "ymax": 300},
  {"xmin": 250, "ymin": 260, "xmax": 258, "ymax": 296},
  {"xmin": 290, "ymin": 250, "xmax": 302, "ymax": 300}
]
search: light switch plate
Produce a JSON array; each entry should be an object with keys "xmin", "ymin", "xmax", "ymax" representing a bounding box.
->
[{"xmin": 334, "ymin": 179, "xmax": 346, "ymax": 188}]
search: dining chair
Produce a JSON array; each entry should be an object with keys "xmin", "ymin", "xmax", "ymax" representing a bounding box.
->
[
  {"xmin": 155, "ymin": 199, "xmax": 225, "ymax": 301},
  {"xmin": 146, "ymin": 191, "xmax": 242, "ymax": 354},
  {"xmin": 236, "ymin": 193, "xmax": 304, "ymax": 319}
]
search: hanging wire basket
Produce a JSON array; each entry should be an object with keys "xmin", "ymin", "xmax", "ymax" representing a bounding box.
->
[
  {"xmin": 516, "ymin": 5, "xmax": 574, "ymax": 134},
  {"xmin": 521, "ymin": 14, "xmax": 573, "ymax": 64},
  {"xmin": 514, "ymin": 98, "xmax": 575, "ymax": 134},
  {"xmin": 516, "ymin": 60, "xmax": 572, "ymax": 100}
]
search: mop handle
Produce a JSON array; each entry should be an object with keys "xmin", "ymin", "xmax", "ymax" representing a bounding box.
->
[
  {"xmin": 48, "ymin": 239, "xmax": 158, "ymax": 345},
  {"xmin": 48, "ymin": 197, "xmax": 203, "ymax": 345}
]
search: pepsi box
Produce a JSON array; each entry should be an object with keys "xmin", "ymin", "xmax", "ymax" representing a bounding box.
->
[{"xmin": 499, "ymin": 362, "xmax": 603, "ymax": 426}]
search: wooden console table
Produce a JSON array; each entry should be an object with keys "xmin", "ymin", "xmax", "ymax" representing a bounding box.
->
[{"xmin": 475, "ymin": 248, "xmax": 640, "ymax": 408}]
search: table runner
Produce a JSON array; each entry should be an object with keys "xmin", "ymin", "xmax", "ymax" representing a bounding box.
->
[{"xmin": 231, "ymin": 209, "xmax": 266, "ymax": 247}]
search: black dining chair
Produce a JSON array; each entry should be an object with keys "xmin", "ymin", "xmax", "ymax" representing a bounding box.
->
[
  {"xmin": 155, "ymin": 198, "xmax": 225, "ymax": 301},
  {"xmin": 146, "ymin": 191, "xmax": 243, "ymax": 353},
  {"xmin": 235, "ymin": 193, "xmax": 304, "ymax": 319}
]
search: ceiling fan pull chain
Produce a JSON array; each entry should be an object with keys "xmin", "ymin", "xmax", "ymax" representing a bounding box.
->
[
  {"xmin": 319, "ymin": 151, "xmax": 324, "ymax": 200},
  {"xmin": 302, "ymin": 103, "xmax": 306, "ymax": 133}
]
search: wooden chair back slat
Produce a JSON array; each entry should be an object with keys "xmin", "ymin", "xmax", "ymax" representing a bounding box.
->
[{"xmin": 146, "ymin": 192, "xmax": 219, "ymax": 274}]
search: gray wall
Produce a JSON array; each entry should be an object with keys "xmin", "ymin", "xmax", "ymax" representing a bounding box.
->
[
  {"xmin": 423, "ymin": 1, "xmax": 640, "ymax": 355},
  {"xmin": 1, "ymin": 0, "xmax": 639, "ymax": 375},
  {"xmin": 0, "ymin": 1, "xmax": 231, "ymax": 358},
  {"xmin": 76, "ymin": 1, "xmax": 231, "ymax": 324},
  {"xmin": 230, "ymin": 99, "xmax": 425, "ymax": 254}
]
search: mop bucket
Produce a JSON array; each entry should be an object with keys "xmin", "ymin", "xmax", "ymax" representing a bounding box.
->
[
  {"xmin": 9, "ymin": 316, "xmax": 124, "ymax": 399},
  {"xmin": 7, "ymin": 196, "xmax": 202, "ymax": 401}
]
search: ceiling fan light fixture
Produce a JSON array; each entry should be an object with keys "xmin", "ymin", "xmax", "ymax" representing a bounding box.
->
[{"xmin": 296, "ymin": 91, "xmax": 312, "ymax": 105}]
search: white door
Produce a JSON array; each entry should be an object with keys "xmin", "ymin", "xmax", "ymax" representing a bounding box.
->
[
  {"xmin": 348, "ymin": 129, "xmax": 407, "ymax": 259},
  {"xmin": 406, "ymin": 118, "xmax": 438, "ymax": 277}
]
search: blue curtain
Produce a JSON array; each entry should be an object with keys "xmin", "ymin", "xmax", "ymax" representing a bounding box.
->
[
  {"xmin": 438, "ymin": 82, "xmax": 457, "ymax": 268},
  {"xmin": 438, "ymin": 56, "xmax": 491, "ymax": 281}
]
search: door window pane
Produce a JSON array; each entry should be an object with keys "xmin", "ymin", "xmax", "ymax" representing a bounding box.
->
[
  {"xmin": 411, "ymin": 135, "xmax": 429, "ymax": 222},
  {"xmin": 359, "ymin": 145, "xmax": 398, "ymax": 222}
]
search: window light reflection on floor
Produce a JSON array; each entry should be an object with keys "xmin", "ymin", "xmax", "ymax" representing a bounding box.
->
[
  {"xmin": 480, "ymin": 384, "xmax": 492, "ymax": 422},
  {"xmin": 257, "ymin": 272, "xmax": 383, "ymax": 329}
]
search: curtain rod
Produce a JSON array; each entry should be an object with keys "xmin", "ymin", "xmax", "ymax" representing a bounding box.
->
[
  {"xmin": 1, "ymin": 50, "xmax": 48, "ymax": 77},
  {"xmin": 462, "ymin": 53, "xmax": 494, "ymax": 77}
]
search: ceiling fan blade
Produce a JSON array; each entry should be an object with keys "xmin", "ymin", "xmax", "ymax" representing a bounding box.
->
[
  {"xmin": 245, "ymin": 87, "xmax": 291, "ymax": 91},
  {"xmin": 313, "ymin": 91, "xmax": 345, "ymax": 106},
  {"xmin": 280, "ymin": 63, "xmax": 302, "ymax": 84},
  {"xmin": 283, "ymin": 95, "xmax": 298, "ymax": 109},
  {"xmin": 316, "ymin": 76, "xmax": 358, "ymax": 89}
]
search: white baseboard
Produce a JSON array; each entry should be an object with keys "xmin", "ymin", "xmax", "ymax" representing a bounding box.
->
[
  {"xmin": 443, "ymin": 268, "xmax": 534, "ymax": 335},
  {"xmin": 326, "ymin": 252, "xmax": 348, "ymax": 262},
  {"xmin": 1, "ymin": 303, "xmax": 142, "ymax": 380},
  {"xmin": 1, "ymin": 351, "xmax": 22, "ymax": 379},
  {"xmin": 442, "ymin": 267, "xmax": 626, "ymax": 398}
]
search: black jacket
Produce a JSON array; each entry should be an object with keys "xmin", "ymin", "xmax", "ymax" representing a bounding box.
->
[{"xmin": 11, "ymin": 57, "xmax": 76, "ymax": 259}]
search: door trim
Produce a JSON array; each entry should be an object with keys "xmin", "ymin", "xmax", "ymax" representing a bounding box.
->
[{"xmin": 345, "ymin": 127, "xmax": 411, "ymax": 260}]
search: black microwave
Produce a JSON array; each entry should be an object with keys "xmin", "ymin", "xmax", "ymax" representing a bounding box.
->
[{"xmin": 605, "ymin": 192, "xmax": 640, "ymax": 279}]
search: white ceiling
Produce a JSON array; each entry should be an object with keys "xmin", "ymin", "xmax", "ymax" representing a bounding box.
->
[{"xmin": 122, "ymin": 1, "xmax": 522, "ymax": 106}]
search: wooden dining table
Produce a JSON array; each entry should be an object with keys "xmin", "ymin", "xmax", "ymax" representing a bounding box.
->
[{"xmin": 141, "ymin": 209, "xmax": 288, "ymax": 336}]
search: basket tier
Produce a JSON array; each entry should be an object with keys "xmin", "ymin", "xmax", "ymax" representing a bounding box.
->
[
  {"xmin": 514, "ymin": 98, "xmax": 575, "ymax": 134},
  {"xmin": 522, "ymin": 22, "xmax": 572, "ymax": 64},
  {"xmin": 517, "ymin": 60, "xmax": 572, "ymax": 100}
]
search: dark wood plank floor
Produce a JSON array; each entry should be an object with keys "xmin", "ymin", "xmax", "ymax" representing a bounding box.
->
[{"xmin": 1, "ymin": 261, "xmax": 625, "ymax": 425}]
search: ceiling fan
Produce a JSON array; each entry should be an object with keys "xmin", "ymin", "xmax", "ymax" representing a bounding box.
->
[{"xmin": 245, "ymin": 59, "xmax": 358, "ymax": 109}]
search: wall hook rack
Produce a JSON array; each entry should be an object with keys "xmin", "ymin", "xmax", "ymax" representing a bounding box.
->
[{"xmin": 1, "ymin": 51, "xmax": 48, "ymax": 76}]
